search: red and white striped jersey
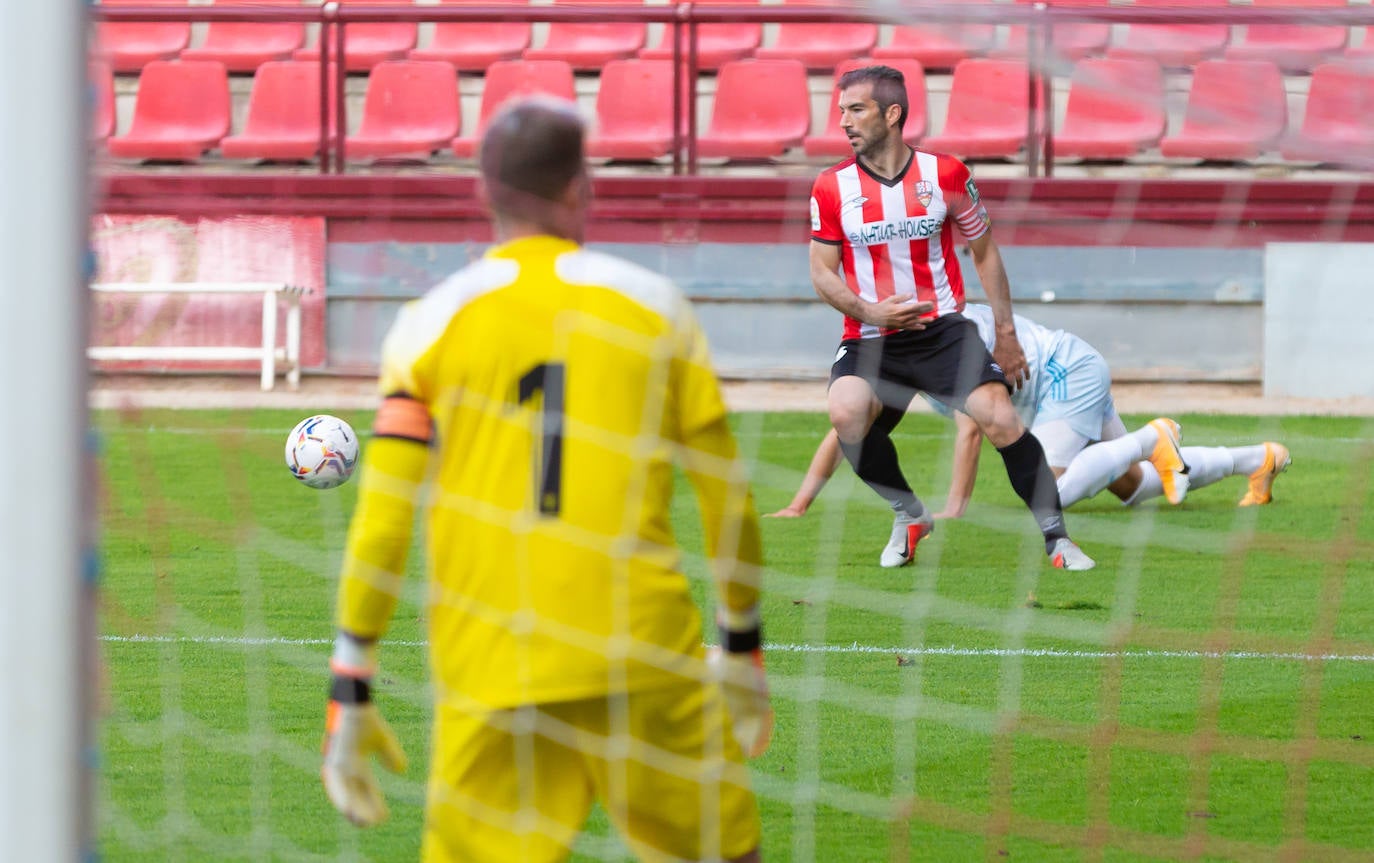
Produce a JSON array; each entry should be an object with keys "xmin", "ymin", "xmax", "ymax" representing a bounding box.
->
[{"xmin": 811, "ymin": 149, "xmax": 991, "ymax": 340}]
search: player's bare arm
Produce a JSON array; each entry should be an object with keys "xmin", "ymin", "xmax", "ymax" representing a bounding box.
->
[
  {"xmin": 766, "ymin": 428, "xmax": 844, "ymax": 517},
  {"xmin": 967, "ymin": 232, "xmax": 1028, "ymax": 388},
  {"xmin": 809, "ymin": 240, "xmax": 933, "ymax": 329},
  {"xmin": 935, "ymin": 411, "xmax": 983, "ymax": 520}
]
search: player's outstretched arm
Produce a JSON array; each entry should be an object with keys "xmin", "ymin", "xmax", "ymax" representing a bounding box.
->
[
  {"xmin": 323, "ymin": 395, "xmax": 432, "ymax": 826},
  {"xmin": 673, "ymin": 312, "xmax": 771, "ymax": 756},
  {"xmin": 334, "ymin": 396, "xmax": 432, "ymax": 641},
  {"xmin": 680, "ymin": 411, "xmax": 773, "ymax": 758},
  {"xmin": 679, "ymin": 413, "xmax": 764, "ymax": 634},
  {"xmin": 934, "ymin": 411, "xmax": 983, "ymax": 520},
  {"xmin": 766, "ymin": 428, "xmax": 845, "ymax": 517},
  {"xmin": 967, "ymin": 233, "xmax": 1028, "ymax": 388}
]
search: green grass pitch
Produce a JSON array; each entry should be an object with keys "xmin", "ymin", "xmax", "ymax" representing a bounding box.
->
[{"xmin": 96, "ymin": 407, "xmax": 1374, "ymax": 862}]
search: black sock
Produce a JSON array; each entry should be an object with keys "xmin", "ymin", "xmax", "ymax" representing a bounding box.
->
[
  {"xmin": 838, "ymin": 428, "xmax": 926, "ymax": 518},
  {"xmin": 997, "ymin": 430, "xmax": 1068, "ymax": 551}
]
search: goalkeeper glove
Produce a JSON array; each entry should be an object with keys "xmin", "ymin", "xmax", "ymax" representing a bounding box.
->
[
  {"xmin": 708, "ymin": 606, "xmax": 773, "ymax": 758},
  {"xmin": 321, "ymin": 634, "xmax": 408, "ymax": 827}
]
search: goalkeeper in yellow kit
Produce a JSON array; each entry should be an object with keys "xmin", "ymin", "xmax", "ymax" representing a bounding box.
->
[{"xmin": 319, "ymin": 96, "xmax": 772, "ymax": 863}]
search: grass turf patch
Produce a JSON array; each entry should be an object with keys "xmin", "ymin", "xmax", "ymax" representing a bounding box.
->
[{"xmin": 97, "ymin": 408, "xmax": 1374, "ymax": 862}]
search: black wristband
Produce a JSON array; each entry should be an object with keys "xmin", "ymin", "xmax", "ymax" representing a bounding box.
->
[
  {"xmin": 329, "ymin": 674, "xmax": 372, "ymax": 705},
  {"xmin": 719, "ymin": 623, "xmax": 762, "ymax": 654}
]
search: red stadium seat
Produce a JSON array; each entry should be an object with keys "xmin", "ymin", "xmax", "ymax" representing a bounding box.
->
[
  {"xmin": 524, "ymin": 0, "xmax": 647, "ymax": 70},
  {"xmin": 452, "ymin": 60, "xmax": 577, "ymax": 157},
  {"xmin": 639, "ymin": 25, "xmax": 761, "ymax": 70},
  {"xmin": 1053, "ymin": 58, "xmax": 1165, "ymax": 159},
  {"xmin": 221, "ymin": 61, "xmax": 327, "ymax": 161},
  {"xmin": 1347, "ymin": 28, "xmax": 1374, "ymax": 61},
  {"xmin": 294, "ymin": 0, "xmax": 418, "ymax": 72},
  {"xmin": 697, "ymin": 59, "xmax": 810, "ymax": 159},
  {"xmin": 872, "ymin": 24, "xmax": 996, "ymax": 71},
  {"xmin": 1159, "ymin": 60, "xmax": 1288, "ymax": 160},
  {"xmin": 638, "ymin": 0, "xmax": 760, "ymax": 70},
  {"xmin": 997, "ymin": 23, "xmax": 1111, "ymax": 62},
  {"xmin": 107, "ymin": 60, "xmax": 230, "ymax": 161},
  {"xmin": 1225, "ymin": 0, "xmax": 1349, "ymax": 73},
  {"xmin": 180, "ymin": 0, "xmax": 305, "ymax": 73},
  {"xmin": 754, "ymin": 0, "xmax": 878, "ymax": 71},
  {"xmin": 91, "ymin": 60, "xmax": 116, "ymax": 143},
  {"xmin": 348, "ymin": 61, "xmax": 460, "ymax": 160},
  {"xmin": 410, "ymin": 21, "xmax": 531, "ymax": 71},
  {"xmin": 1108, "ymin": 0, "xmax": 1231, "ymax": 68},
  {"xmin": 587, "ymin": 59, "xmax": 676, "ymax": 160},
  {"xmin": 997, "ymin": 0, "xmax": 1111, "ymax": 62},
  {"xmin": 803, "ymin": 58, "xmax": 927, "ymax": 158},
  {"xmin": 921, "ymin": 59, "xmax": 1030, "ymax": 158},
  {"xmin": 95, "ymin": 0, "xmax": 192, "ymax": 74},
  {"xmin": 1281, "ymin": 62, "xmax": 1374, "ymax": 165}
]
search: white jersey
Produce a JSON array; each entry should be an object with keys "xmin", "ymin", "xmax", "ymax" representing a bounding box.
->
[
  {"xmin": 959, "ymin": 304, "xmax": 1072, "ymax": 426},
  {"xmin": 926, "ymin": 304, "xmax": 1120, "ymax": 465},
  {"xmin": 924, "ymin": 304, "xmax": 1103, "ymax": 424}
]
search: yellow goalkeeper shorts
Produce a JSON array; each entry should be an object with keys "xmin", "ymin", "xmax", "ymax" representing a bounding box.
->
[{"xmin": 421, "ymin": 680, "xmax": 761, "ymax": 863}]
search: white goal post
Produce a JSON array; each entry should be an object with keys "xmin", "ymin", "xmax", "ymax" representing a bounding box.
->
[{"xmin": 0, "ymin": 0, "xmax": 91, "ymax": 860}]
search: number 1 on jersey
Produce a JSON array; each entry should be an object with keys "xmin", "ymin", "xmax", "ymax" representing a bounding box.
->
[{"xmin": 517, "ymin": 362, "xmax": 565, "ymax": 515}]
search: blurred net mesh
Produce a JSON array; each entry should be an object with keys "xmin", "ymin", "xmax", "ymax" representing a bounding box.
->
[{"xmin": 92, "ymin": 1, "xmax": 1374, "ymax": 861}]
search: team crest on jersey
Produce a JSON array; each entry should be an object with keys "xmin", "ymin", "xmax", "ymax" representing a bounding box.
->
[{"xmin": 914, "ymin": 180, "xmax": 934, "ymax": 208}]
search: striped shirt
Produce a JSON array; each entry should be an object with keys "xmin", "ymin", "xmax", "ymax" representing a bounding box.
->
[{"xmin": 810, "ymin": 148, "xmax": 991, "ymax": 340}]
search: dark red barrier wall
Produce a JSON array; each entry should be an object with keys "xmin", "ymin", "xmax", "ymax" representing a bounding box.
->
[{"xmin": 100, "ymin": 174, "xmax": 1374, "ymax": 247}]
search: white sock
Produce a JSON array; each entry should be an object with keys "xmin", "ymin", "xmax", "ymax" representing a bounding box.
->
[
  {"xmin": 1124, "ymin": 462, "xmax": 1164, "ymax": 505},
  {"xmin": 1057, "ymin": 433, "xmax": 1148, "ymax": 508},
  {"xmin": 1129, "ymin": 423, "xmax": 1162, "ymax": 454},
  {"xmin": 1128, "ymin": 446, "xmax": 1255, "ymax": 505},
  {"xmin": 1228, "ymin": 444, "xmax": 1270, "ymax": 476},
  {"xmin": 1179, "ymin": 446, "xmax": 1238, "ymax": 490}
]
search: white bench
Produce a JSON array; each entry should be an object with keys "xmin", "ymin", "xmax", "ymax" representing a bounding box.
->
[{"xmin": 88, "ymin": 282, "xmax": 306, "ymax": 391}]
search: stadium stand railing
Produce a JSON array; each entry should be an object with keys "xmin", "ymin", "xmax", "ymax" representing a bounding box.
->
[{"xmin": 91, "ymin": 1, "xmax": 1374, "ymax": 177}]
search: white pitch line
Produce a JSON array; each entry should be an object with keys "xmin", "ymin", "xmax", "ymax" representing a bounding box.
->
[
  {"xmin": 98, "ymin": 634, "xmax": 1374, "ymax": 664},
  {"xmin": 94, "ymin": 425, "xmax": 1374, "ymax": 448}
]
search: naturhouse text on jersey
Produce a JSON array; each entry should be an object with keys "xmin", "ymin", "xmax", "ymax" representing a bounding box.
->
[{"xmin": 846, "ymin": 215, "xmax": 942, "ymax": 247}]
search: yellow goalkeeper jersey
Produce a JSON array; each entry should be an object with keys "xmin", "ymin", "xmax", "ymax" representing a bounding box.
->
[{"xmin": 337, "ymin": 235, "xmax": 763, "ymax": 710}]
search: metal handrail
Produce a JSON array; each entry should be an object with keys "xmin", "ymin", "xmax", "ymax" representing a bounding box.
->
[
  {"xmin": 93, "ymin": 2, "xmax": 1374, "ymax": 177},
  {"xmin": 92, "ymin": 3, "xmax": 1374, "ymax": 26}
]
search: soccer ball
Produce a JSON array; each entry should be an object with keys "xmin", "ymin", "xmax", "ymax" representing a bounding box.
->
[{"xmin": 285, "ymin": 414, "xmax": 359, "ymax": 489}]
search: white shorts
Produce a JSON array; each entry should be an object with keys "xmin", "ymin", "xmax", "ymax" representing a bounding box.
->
[{"xmin": 1029, "ymin": 347, "xmax": 1123, "ymax": 468}]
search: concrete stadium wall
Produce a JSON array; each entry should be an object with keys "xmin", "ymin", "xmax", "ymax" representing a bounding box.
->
[
  {"xmin": 326, "ymin": 241, "xmax": 1263, "ymax": 381},
  {"xmin": 1263, "ymin": 243, "xmax": 1374, "ymax": 399},
  {"xmin": 95, "ymin": 175, "xmax": 1374, "ymax": 390}
]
